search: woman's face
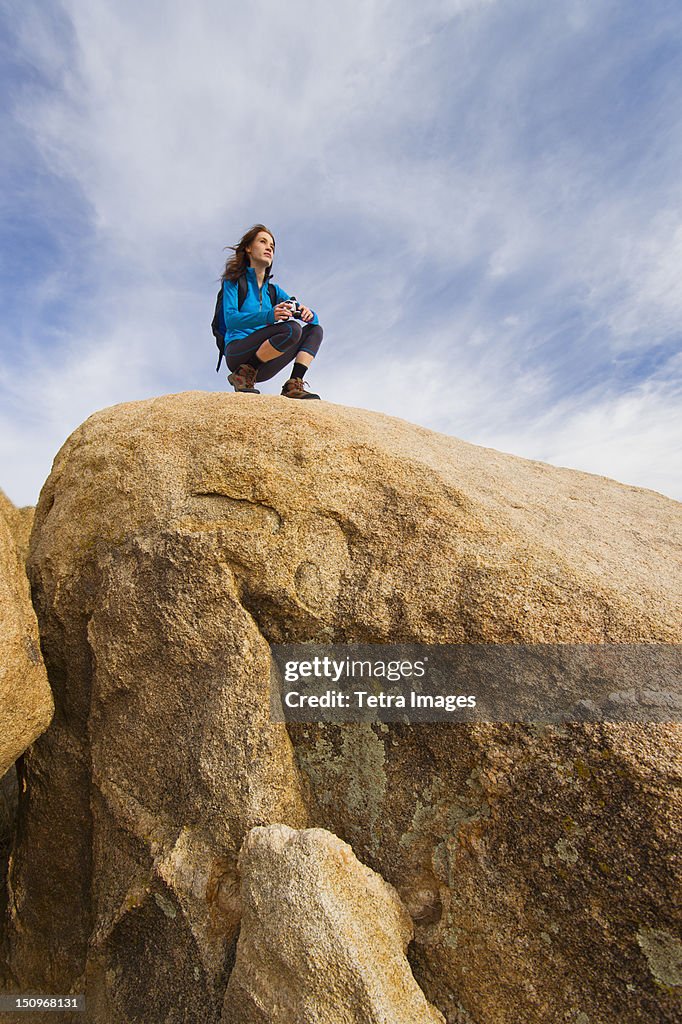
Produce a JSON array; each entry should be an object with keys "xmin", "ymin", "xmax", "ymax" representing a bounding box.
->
[{"xmin": 246, "ymin": 231, "xmax": 275, "ymax": 266}]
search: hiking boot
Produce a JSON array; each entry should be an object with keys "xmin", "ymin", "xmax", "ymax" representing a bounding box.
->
[
  {"xmin": 281, "ymin": 377, "xmax": 321, "ymax": 400},
  {"xmin": 228, "ymin": 363, "xmax": 260, "ymax": 393}
]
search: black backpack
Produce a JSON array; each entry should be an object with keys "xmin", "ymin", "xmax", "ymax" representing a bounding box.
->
[{"xmin": 212, "ymin": 274, "xmax": 278, "ymax": 372}]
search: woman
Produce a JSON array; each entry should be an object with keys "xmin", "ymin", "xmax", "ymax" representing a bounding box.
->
[{"xmin": 220, "ymin": 224, "xmax": 323, "ymax": 399}]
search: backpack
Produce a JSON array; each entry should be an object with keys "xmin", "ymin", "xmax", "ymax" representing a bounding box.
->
[{"xmin": 212, "ymin": 274, "xmax": 278, "ymax": 372}]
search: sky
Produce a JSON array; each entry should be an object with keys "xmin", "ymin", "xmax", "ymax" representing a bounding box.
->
[{"xmin": 1, "ymin": 0, "xmax": 681, "ymax": 505}]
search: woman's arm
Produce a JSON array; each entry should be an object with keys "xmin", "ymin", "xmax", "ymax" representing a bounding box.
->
[{"xmin": 273, "ymin": 284, "xmax": 319, "ymax": 325}]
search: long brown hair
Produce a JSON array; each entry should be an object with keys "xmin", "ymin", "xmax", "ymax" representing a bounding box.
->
[{"xmin": 221, "ymin": 223, "xmax": 276, "ymax": 282}]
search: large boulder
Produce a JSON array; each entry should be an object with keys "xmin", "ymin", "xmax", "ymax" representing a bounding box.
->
[
  {"xmin": 222, "ymin": 824, "xmax": 445, "ymax": 1023},
  {"xmin": 0, "ymin": 491, "xmax": 51, "ymax": 780},
  {"xmin": 6, "ymin": 393, "xmax": 681, "ymax": 1023}
]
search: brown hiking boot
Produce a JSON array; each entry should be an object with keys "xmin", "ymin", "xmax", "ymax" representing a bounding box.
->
[
  {"xmin": 227, "ymin": 363, "xmax": 260, "ymax": 393},
  {"xmin": 281, "ymin": 377, "xmax": 320, "ymax": 400}
]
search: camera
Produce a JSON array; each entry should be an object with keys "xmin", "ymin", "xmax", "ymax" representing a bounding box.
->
[{"xmin": 284, "ymin": 296, "xmax": 304, "ymax": 319}]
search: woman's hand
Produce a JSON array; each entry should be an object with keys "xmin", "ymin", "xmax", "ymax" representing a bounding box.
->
[
  {"xmin": 273, "ymin": 302, "xmax": 292, "ymax": 321},
  {"xmin": 299, "ymin": 305, "xmax": 314, "ymax": 322}
]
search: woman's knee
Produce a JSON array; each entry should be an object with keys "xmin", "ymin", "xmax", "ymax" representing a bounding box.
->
[
  {"xmin": 271, "ymin": 319, "xmax": 302, "ymax": 351},
  {"xmin": 272, "ymin": 319, "xmax": 301, "ymax": 348},
  {"xmin": 302, "ymin": 323, "xmax": 322, "ymax": 343}
]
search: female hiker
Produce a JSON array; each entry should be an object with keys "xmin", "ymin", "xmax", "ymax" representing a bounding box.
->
[{"xmin": 219, "ymin": 224, "xmax": 323, "ymax": 399}]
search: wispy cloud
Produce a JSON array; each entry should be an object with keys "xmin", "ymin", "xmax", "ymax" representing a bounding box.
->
[{"xmin": 1, "ymin": 0, "xmax": 681, "ymax": 503}]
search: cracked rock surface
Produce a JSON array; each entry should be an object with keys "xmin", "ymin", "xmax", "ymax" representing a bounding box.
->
[{"xmin": 5, "ymin": 392, "xmax": 681, "ymax": 1023}]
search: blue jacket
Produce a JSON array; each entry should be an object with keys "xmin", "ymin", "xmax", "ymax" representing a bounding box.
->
[{"xmin": 222, "ymin": 266, "xmax": 319, "ymax": 345}]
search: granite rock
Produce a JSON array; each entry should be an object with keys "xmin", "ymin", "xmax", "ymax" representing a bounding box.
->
[
  {"xmin": 222, "ymin": 824, "xmax": 445, "ymax": 1023},
  {"xmin": 6, "ymin": 393, "xmax": 681, "ymax": 1023},
  {"xmin": 0, "ymin": 490, "xmax": 51, "ymax": 779}
]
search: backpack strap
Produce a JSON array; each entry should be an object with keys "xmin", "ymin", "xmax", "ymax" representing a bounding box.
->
[{"xmin": 237, "ymin": 274, "xmax": 248, "ymax": 309}]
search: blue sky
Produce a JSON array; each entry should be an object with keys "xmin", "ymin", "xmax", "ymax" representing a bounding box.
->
[{"xmin": 1, "ymin": 0, "xmax": 681, "ymax": 504}]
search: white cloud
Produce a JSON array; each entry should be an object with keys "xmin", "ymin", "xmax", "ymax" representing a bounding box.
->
[
  {"xmin": 471, "ymin": 373, "xmax": 682, "ymax": 501},
  {"xmin": 319, "ymin": 353, "xmax": 682, "ymax": 501},
  {"xmin": 1, "ymin": 0, "xmax": 681, "ymax": 504},
  {"xmin": 583, "ymin": 213, "xmax": 682, "ymax": 344}
]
